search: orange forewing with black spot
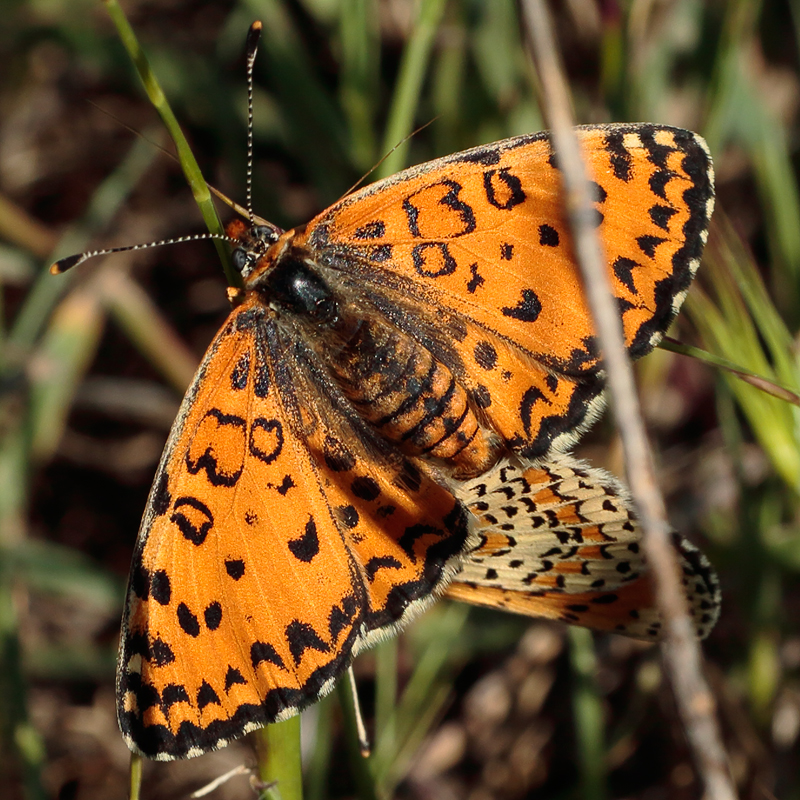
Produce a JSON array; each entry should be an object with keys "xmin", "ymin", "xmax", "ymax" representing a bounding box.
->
[
  {"xmin": 118, "ymin": 123, "xmax": 714, "ymax": 760},
  {"xmin": 118, "ymin": 297, "xmax": 471, "ymax": 759},
  {"xmin": 296, "ymin": 124, "xmax": 713, "ymax": 459}
]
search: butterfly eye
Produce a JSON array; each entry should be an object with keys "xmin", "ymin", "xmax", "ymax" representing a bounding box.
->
[
  {"xmin": 253, "ymin": 225, "xmax": 278, "ymax": 244},
  {"xmin": 232, "ymin": 247, "xmax": 251, "ymax": 274}
]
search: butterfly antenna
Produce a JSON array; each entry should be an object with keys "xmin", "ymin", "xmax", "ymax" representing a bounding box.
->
[
  {"xmin": 244, "ymin": 21, "xmax": 262, "ymax": 226},
  {"xmin": 50, "ymin": 232, "xmax": 235, "ymax": 275},
  {"xmin": 346, "ymin": 666, "xmax": 371, "ymax": 757},
  {"xmin": 52, "ymin": 22, "xmax": 280, "ymax": 279},
  {"xmin": 341, "ymin": 117, "xmax": 440, "ymax": 200}
]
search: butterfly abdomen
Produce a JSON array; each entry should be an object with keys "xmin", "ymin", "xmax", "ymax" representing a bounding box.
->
[{"xmin": 325, "ymin": 313, "xmax": 500, "ymax": 479}]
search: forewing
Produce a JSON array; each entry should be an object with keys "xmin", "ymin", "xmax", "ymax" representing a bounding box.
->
[
  {"xmin": 301, "ymin": 124, "xmax": 714, "ymax": 459},
  {"xmin": 446, "ymin": 455, "xmax": 720, "ymax": 640},
  {"xmin": 117, "ymin": 296, "xmax": 471, "ymax": 760}
]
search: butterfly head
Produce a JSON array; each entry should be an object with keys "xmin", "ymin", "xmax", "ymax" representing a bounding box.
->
[{"xmin": 227, "ymin": 218, "xmax": 283, "ymax": 279}]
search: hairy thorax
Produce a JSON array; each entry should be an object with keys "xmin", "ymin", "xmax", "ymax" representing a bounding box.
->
[{"xmin": 246, "ymin": 235, "xmax": 500, "ymax": 479}]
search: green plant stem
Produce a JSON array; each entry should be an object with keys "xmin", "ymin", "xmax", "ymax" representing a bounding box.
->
[
  {"xmin": 103, "ymin": 0, "xmax": 237, "ymax": 287},
  {"xmin": 660, "ymin": 338, "xmax": 800, "ymax": 406},
  {"xmin": 128, "ymin": 753, "xmax": 142, "ymax": 800},
  {"xmin": 254, "ymin": 718, "xmax": 304, "ymax": 800},
  {"xmin": 568, "ymin": 627, "xmax": 607, "ymax": 800}
]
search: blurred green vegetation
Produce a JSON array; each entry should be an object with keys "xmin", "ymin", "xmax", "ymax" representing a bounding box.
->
[{"xmin": 0, "ymin": 1, "xmax": 799, "ymax": 798}]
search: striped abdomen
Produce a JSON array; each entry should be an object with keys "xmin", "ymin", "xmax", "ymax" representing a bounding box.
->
[{"xmin": 326, "ymin": 317, "xmax": 498, "ymax": 478}]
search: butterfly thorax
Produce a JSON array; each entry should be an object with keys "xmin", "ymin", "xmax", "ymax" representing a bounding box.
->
[{"xmin": 235, "ymin": 225, "xmax": 499, "ymax": 478}]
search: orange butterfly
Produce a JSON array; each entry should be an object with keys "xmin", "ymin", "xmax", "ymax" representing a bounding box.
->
[{"xmin": 107, "ymin": 124, "xmax": 716, "ymax": 759}]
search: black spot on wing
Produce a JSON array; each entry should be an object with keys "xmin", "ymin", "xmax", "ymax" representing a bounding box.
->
[
  {"xmin": 177, "ymin": 603, "xmax": 200, "ymax": 637},
  {"xmin": 591, "ymin": 593, "xmax": 620, "ymax": 605},
  {"xmin": 186, "ymin": 409, "xmax": 245, "ymax": 487},
  {"xmin": 368, "ymin": 244, "xmax": 393, "ymax": 262},
  {"xmin": 637, "ymin": 235, "xmax": 667, "ymax": 258},
  {"xmin": 230, "ymin": 350, "xmax": 251, "ymax": 390},
  {"xmin": 472, "ymin": 385, "xmax": 492, "ymax": 409},
  {"xmin": 151, "ymin": 472, "xmax": 171, "ymax": 516},
  {"xmin": 288, "ymin": 516, "xmax": 320, "ymax": 562},
  {"xmin": 249, "ymin": 418, "xmax": 283, "ymax": 465},
  {"xmin": 254, "ymin": 363, "xmax": 270, "ymax": 398},
  {"xmin": 225, "ymin": 559, "xmax": 245, "ymax": 580},
  {"xmin": 612, "ymin": 256, "xmax": 639, "ymax": 293},
  {"xmin": 204, "ymin": 602, "xmax": 222, "ymax": 631},
  {"xmin": 329, "ymin": 594, "xmax": 358, "ymax": 643},
  {"xmin": 500, "ymin": 242, "xmax": 514, "ymax": 260},
  {"xmin": 538, "ymin": 224, "xmax": 559, "ymax": 247},
  {"xmin": 590, "ymin": 181, "xmax": 608, "ymax": 202},
  {"xmin": 412, "ymin": 242, "xmax": 457, "ymax": 278},
  {"xmin": 354, "ymin": 220, "xmax": 385, "ymax": 240},
  {"xmin": 171, "ymin": 496, "xmax": 214, "ymax": 546},
  {"xmin": 474, "ymin": 341, "xmax": 497, "ymax": 370},
  {"xmin": 150, "ymin": 637, "xmax": 175, "ymax": 667},
  {"xmin": 649, "ymin": 170, "xmax": 673, "ymax": 200},
  {"xmin": 285, "ymin": 621, "xmax": 330, "ymax": 666},
  {"xmin": 649, "ymin": 204, "xmax": 678, "ymax": 231},
  {"xmin": 467, "ymin": 262, "xmax": 485, "ymax": 293},
  {"xmin": 275, "ymin": 475, "xmax": 296, "ymax": 495},
  {"xmin": 605, "ymin": 130, "xmax": 632, "ymax": 181},
  {"xmin": 131, "ymin": 562, "xmax": 150, "ymax": 600},
  {"xmin": 197, "ymin": 681, "xmax": 221, "ymax": 710},
  {"xmin": 351, "ymin": 475, "xmax": 381, "ymax": 501},
  {"xmin": 251, "ymin": 640, "xmax": 286, "ymax": 670},
  {"xmin": 502, "ymin": 289, "xmax": 542, "ymax": 322},
  {"xmin": 151, "ymin": 570, "xmax": 171, "ymax": 605},
  {"xmin": 224, "ymin": 666, "xmax": 247, "ymax": 691},
  {"xmin": 337, "ymin": 505, "xmax": 359, "ymax": 529},
  {"xmin": 136, "ymin": 682, "xmax": 160, "ymax": 711},
  {"xmin": 639, "ymin": 125, "xmax": 673, "ymax": 169},
  {"xmin": 518, "ymin": 385, "xmax": 546, "ymax": 439},
  {"xmin": 162, "ymin": 684, "xmax": 189, "ymax": 709},
  {"xmin": 365, "ymin": 555, "xmax": 404, "ymax": 582},
  {"xmin": 483, "ymin": 168, "xmax": 526, "ymax": 209}
]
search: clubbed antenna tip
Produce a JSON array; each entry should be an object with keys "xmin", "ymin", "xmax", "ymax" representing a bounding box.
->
[{"xmin": 50, "ymin": 254, "xmax": 85, "ymax": 274}]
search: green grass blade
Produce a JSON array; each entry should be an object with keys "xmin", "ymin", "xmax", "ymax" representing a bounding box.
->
[
  {"xmin": 660, "ymin": 338, "xmax": 800, "ymax": 406},
  {"xmin": 569, "ymin": 627, "xmax": 607, "ymax": 800},
  {"xmin": 29, "ymin": 287, "xmax": 104, "ymax": 463},
  {"xmin": 379, "ymin": 0, "xmax": 448, "ymax": 178},
  {"xmin": 338, "ymin": 0, "xmax": 380, "ymax": 170},
  {"xmin": 254, "ymin": 718, "xmax": 304, "ymax": 800},
  {"xmin": 103, "ymin": 0, "xmax": 237, "ymax": 287}
]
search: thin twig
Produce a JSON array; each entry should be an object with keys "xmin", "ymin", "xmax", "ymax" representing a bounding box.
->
[{"xmin": 521, "ymin": 2, "xmax": 737, "ymax": 799}]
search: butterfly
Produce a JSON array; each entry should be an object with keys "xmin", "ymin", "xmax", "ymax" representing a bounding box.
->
[
  {"xmin": 109, "ymin": 123, "xmax": 716, "ymax": 760},
  {"xmin": 448, "ymin": 454, "xmax": 720, "ymax": 640}
]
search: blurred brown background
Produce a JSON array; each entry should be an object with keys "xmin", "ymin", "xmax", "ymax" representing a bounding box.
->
[{"xmin": 1, "ymin": 1, "xmax": 799, "ymax": 798}]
